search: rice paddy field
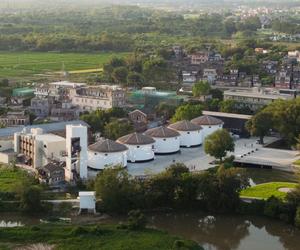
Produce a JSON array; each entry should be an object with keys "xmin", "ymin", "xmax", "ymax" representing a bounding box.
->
[{"xmin": 0, "ymin": 51, "xmax": 129, "ymax": 80}]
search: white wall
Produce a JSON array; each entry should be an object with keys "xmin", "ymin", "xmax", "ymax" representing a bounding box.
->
[
  {"xmin": 178, "ymin": 130, "xmax": 203, "ymax": 147},
  {"xmin": 202, "ymin": 124, "xmax": 223, "ymax": 141},
  {"xmin": 88, "ymin": 150, "xmax": 127, "ymax": 170},
  {"xmin": 0, "ymin": 140, "xmax": 13, "ymax": 152},
  {"xmin": 66, "ymin": 125, "xmax": 88, "ymax": 181},
  {"xmin": 126, "ymin": 144, "xmax": 155, "ymax": 162},
  {"xmin": 79, "ymin": 193, "xmax": 96, "ymax": 210},
  {"xmin": 152, "ymin": 137, "xmax": 180, "ymax": 154}
]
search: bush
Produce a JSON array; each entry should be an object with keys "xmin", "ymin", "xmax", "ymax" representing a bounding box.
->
[
  {"xmin": 264, "ymin": 196, "xmax": 282, "ymax": 218},
  {"xmin": 70, "ymin": 226, "xmax": 88, "ymax": 236},
  {"xmin": 295, "ymin": 206, "xmax": 300, "ymax": 228},
  {"xmin": 127, "ymin": 210, "xmax": 147, "ymax": 230}
]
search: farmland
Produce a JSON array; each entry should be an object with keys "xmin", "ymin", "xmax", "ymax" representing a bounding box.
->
[{"xmin": 0, "ymin": 52, "xmax": 129, "ymax": 81}]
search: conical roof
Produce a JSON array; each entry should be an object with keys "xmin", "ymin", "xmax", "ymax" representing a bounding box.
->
[
  {"xmin": 117, "ymin": 132, "xmax": 155, "ymax": 145},
  {"xmin": 88, "ymin": 139, "xmax": 128, "ymax": 153},
  {"xmin": 191, "ymin": 115, "xmax": 223, "ymax": 126},
  {"xmin": 168, "ymin": 120, "xmax": 202, "ymax": 131},
  {"xmin": 145, "ymin": 126, "xmax": 180, "ymax": 138}
]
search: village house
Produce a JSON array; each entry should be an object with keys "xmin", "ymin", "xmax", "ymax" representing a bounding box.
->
[
  {"xmin": 70, "ymin": 85, "xmax": 126, "ymax": 112},
  {"xmin": 275, "ymin": 67, "xmax": 292, "ymax": 89},
  {"xmin": 0, "ymin": 111, "xmax": 30, "ymax": 127},
  {"xmin": 38, "ymin": 161, "xmax": 65, "ymax": 185},
  {"xmin": 190, "ymin": 52, "xmax": 210, "ymax": 65}
]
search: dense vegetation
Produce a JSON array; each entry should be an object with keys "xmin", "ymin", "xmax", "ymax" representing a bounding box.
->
[{"xmin": 0, "ymin": 224, "xmax": 202, "ymax": 250}]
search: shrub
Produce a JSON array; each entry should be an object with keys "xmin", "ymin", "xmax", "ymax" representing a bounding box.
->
[
  {"xmin": 295, "ymin": 206, "xmax": 300, "ymax": 228},
  {"xmin": 127, "ymin": 210, "xmax": 147, "ymax": 230},
  {"xmin": 70, "ymin": 226, "xmax": 88, "ymax": 236},
  {"xmin": 264, "ymin": 196, "xmax": 282, "ymax": 218}
]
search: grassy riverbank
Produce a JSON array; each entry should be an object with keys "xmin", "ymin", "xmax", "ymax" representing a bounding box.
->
[
  {"xmin": 0, "ymin": 224, "xmax": 202, "ymax": 250},
  {"xmin": 240, "ymin": 182, "xmax": 298, "ymax": 200}
]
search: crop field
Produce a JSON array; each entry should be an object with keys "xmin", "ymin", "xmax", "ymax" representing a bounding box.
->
[{"xmin": 0, "ymin": 52, "xmax": 129, "ymax": 80}]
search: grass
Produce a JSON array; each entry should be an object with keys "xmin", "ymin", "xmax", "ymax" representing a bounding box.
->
[
  {"xmin": 0, "ymin": 166, "xmax": 30, "ymax": 192},
  {"xmin": 240, "ymin": 182, "xmax": 298, "ymax": 200},
  {"xmin": 0, "ymin": 224, "xmax": 203, "ymax": 250},
  {"xmin": 293, "ymin": 159, "xmax": 300, "ymax": 167},
  {"xmin": 0, "ymin": 51, "xmax": 129, "ymax": 79}
]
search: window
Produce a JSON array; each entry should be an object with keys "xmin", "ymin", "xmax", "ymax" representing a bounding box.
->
[
  {"xmin": 105, "ymin": 154, "xmax": 108, "ymax": 156},
  {"xmin": 137, "ymin": 146, "xmax": 140, "ymax": 148},
  {"xmin": 44, "ymin": 145, "xmax": 47, "ymax": 148},
  {"xmin": 94, "ymin": 153, "xmax": 97, "ymax": 156},
  {"xmin": 187, "ymin": 132, "xmax": 190, "ymax": 134},
  {"xmin": 163, "ymin": 139, "xmax": 166, "ymax": 141}
]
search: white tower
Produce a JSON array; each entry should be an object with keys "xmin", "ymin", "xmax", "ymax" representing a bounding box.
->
[{"xmin": 65, "ymin": 125, "xmax": 88, "ymax": 181}]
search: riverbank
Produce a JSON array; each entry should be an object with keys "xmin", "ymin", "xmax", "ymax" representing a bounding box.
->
[{"xmin": 0, "ymin": 223, "xmax": 202, "ymax": 250}]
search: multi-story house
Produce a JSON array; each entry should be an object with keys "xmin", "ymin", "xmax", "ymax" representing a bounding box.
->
[
  {"xmin": 182, "ymin": 71, "xmax": 198, "ymax": 85},
  {"xmin": 224, "ymin": 88, "xmax": 294, "ymax": 111},
  {"xmin": 70, "ymin": 85, "xmax": 126, "ymax": 112},
  {"xmin": 215, "ymin": 69, "xmax": 239, "ymax": 87},
  {"xmin": 292, "ymin": 66, "xmax": 300, "ymax": 90},
  {"xmin": 190, "ymin": 52, "xmax": 210, "ymax": 65},
  {"xmin": 14, "ymin": 128, "xmax": 66, "ymax": 169},
  {"xmin": 0, "ymin": 111, "xmax": 30, "ymax": 127},
  {"xmin": 30, "ymin": 97, "xmax": 54, "ymax": 118},
  {"xmin": 275, "ymin": 68, "xmax": 292, "ymax": 89},
  {"xmin": 202, "ymin": 68, "xmax": 218, "ymax": 84}
]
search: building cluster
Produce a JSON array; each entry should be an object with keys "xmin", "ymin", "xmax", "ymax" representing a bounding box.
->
[
  {"xmin": 0, "ymin": 115, "xmax": 224, "ymax": 185},
  {"xmin": 31, "ymin": 81, "xmax": 126, "ymax": 121},
  {"xmin": 173, "ymin": 46, "xmax": 300, "ymax": 92}
]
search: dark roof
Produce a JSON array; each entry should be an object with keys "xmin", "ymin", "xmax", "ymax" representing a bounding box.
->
[
  {"xmin": 117, "ymin": 132, "xmax": 155, "ymax": 145},
  {"xmin": 168, "ymin": 120, "xmax": 202, "ymax": 131},
  {"xmin": 191, "ymin": 115, "xmax": 224, "ymax": 126},
  {"xmin": 88, "ymin": 139, "xmax": 128, "ymax": 153},
  {"xmin": 41, "ymin": 161, "xmax": 64, "ymax": 173},
  {"xmin": 145, "ymin": 126, "xmax": 180, "ymax": 138}
]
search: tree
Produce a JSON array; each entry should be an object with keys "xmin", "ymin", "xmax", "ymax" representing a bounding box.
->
[
  {"xmin": 17, "ymin": 185, "xmax": 42, "ymax": 213},
  {"xmin": 192, "ymin": 81, "xmax": 211, "ymax": 97},
  {"xmin": 155, "ymin": 102, "xmax": 176, "ymax": 120},
  {"xmin": 246, "ymin": 110, "xmax": 273, "ymax": 144},
  {"xmin": 219, "ymin": 99, "xmax": 237, "ymax": 113},
  {"xmin": 204, "ymin": 129, "xmax": 234, "ymax": 162},
  {"xmin": 94, "ymin": 166, "xmax": 135, "ymax": 213},
  {"xmin": 127, "ymin": 72, "xmax": 144, "ymax": 88},
  {"xmin": 104, "ymin": 119, "xmax": 134, "ymax": 140},
  {"xmin": 112, "ymin": 66, "xmax": 128, "ymax": 85},
  {"xmin": 171, "ymin": 104, "xmax": 203, "ymax": 122}
]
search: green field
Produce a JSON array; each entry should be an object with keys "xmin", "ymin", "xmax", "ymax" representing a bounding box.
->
[
  {"xmin": 0, "ymin": 224, "xmax": 202, "ymax": 250},
  {"xmin": 0, "ymin": 52, "xmax": 129, "ymax": 79},
  {"xmin": 0, "ymin": 166, "xmax": 30, "ymax": 192},
  {"xmin": 240, "ymin": 182, "xmax": 298, "ymax": 200}
]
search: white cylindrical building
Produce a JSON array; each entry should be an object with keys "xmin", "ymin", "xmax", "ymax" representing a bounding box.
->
[
  {"xmin": 88, "ymin": 139, "xmax": 128, "ymax": 170},
  {"xmin": 168, "ymin": 120, "xmax": 203, "ymax": 147},
  {"xmin": 117, "ymin": 132, "xmax": 155, "ymax": 163},
  {"xmin": 145, "ymin": 126, "xmax": 180, "ymax": 154},
  {"xmin": 191, "ymin": 115, "xmax": 223, "ymax": 140}
]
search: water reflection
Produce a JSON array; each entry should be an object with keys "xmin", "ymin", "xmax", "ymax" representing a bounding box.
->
[{"xmin": 149, "ymin": 212, "xmax": 300, "ymax": 250}]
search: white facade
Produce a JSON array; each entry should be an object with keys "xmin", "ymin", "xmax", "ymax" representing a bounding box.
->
[
  {"xmin": 65, "ymin": 125, "xmax": 88, "ymax": 181},
  {"xmin": 88, "ymin": 151, "xmax": 127, "ymax": 170},
  {"xmin": 124, "ymin": 144, "xmax": 155, "ymax": 162},
  {"xmin": 202, "ymin": 124, "xmax": 223, "ymax": 140},
  {"xmin": 78, "ymin": 191, "xmax": 96, "ymax": 213},
  {"xmin": 14, "ymin": 128, "xmax": 66, "ymax": 169},
  {"xmin": 152, "ymin": 137, "xmax": 180, "ymax": 154},
  {"xmin": 176, "ymin": 130, "xmax": 203, "ymax": 147}
]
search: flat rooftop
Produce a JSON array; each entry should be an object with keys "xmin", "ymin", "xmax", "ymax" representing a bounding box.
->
[
  {"xmin": 202, "ymin": 111, "xmax": 252, "ymax": 120},
  {"xmin": 224, "ymin": 89, "xmax": 294, "ymax": 100},
  {"xmin": 35, "ymin": 134, "xmax": 65, "ymax": 142},
  {"xmin": 49, "ymin": 81, "xmax": 86, "ymax": 87}
]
